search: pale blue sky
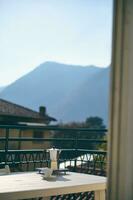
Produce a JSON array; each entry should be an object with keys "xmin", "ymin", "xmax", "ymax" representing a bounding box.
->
[{"xmin": 0, "ymin": 0, "xmax": 113, "ymax": 86}]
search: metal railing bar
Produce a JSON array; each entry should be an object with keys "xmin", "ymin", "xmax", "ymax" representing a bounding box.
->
[
  {"xmin": 0, "ymin": 137, "xmax": 107, "ymax": 143},
  {"xmin": 0, "ymin": 124, "xmax": 108, "ymax": 132},
  {"xmin": 0, "ymin": 149, "xmax": 107, "ymax": 154}
]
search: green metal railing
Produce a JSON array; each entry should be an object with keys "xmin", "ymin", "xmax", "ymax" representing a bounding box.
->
[
  {"xmin": 0, "ymin": 124, "xmax": 107, "ymax": 176},
  {"xmin": 0, "ymin": 124, "xmax": 107, "ymax": 199}
]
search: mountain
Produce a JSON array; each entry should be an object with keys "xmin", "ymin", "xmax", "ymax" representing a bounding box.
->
[
  {"xmin": 0, "ymin": 86, "xmax": 6, "ymax": 93},
  {"xmin": 0, "ymin": 62, "xmax": 110, "ymax": 125}
]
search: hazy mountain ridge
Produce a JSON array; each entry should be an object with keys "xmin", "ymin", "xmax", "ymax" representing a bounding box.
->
[
  {"xmin": 0, "ymin": 86, "xmax": 6, "ymax": 93},
  {"xmin": 0, "ymin": 62, "xmax": 110, "ymax": 124}
]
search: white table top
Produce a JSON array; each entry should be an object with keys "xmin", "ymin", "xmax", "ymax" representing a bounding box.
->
[{"xmin": 0, "ymin": 172, "xmax": 106, "ymax": 200}]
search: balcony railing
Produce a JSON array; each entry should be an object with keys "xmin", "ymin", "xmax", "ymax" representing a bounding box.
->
[{"xmin": 0, "ymin": 124, "xmax": 107, "ymax": 176}]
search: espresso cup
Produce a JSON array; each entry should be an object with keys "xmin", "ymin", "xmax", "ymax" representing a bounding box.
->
[{"xmin": 42, "ymin": 167, "xmax": 53, "ymax": 178}]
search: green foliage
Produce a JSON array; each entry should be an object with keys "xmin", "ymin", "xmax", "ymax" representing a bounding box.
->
[
  {"xmin": 98, "ymin": 135, "xmax": 107, "ymax": 151},
  {"xmin": 85, "ymin": 117, "xmax": 106, "ymax": 129}
]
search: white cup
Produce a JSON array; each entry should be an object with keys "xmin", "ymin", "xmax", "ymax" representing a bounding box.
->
[{"xmin": 42, "ymin": 168, "xmax": 53, "ymax": 178}]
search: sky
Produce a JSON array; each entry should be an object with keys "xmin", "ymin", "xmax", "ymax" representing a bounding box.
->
[{"xmin": 0, "ymin": 0, "xmax": 113, "ymax": 86}]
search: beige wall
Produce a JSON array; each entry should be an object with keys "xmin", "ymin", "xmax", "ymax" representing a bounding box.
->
[
  {"xmin": 0, "ymin": 128, "xmax": 6, "ymax": 149},
  {"xmin": 0, "ymin": 128, "xmax": 52, "ymax": 150},
  {"xmin": 108, "ymin": 0, "xmax": 133, "ymax": 199},
  {"xmin": 20, "ymin": 130, "xmax": 51, "ymax": 150}
]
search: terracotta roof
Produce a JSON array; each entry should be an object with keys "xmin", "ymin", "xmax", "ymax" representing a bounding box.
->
[{"xmin": 0, "ymin": 99, "xmax": 56, "ymax": 123}]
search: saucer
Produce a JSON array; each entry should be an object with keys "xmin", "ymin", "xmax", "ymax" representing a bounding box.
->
[{"xmin": 43, "ymin": 175, "xmax": 56, "ymax": 180}]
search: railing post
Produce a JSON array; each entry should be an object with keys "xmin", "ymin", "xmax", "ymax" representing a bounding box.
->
[
  {"xmin": 74, "ymin": 158, "xmax": 77, "ymax": 172},
  {"xmin": 74, "ymin": 131, "xmax": 80, "ymax": 172},
  {"xmin": 75, "ymin": 131, "xmax": 80, "ymax": 150},
  {"xmin": 18, "ymin": 129, "xmax": 22, "ymax": 150},
  {"xmin": 5, "ymin": 128, "xmax": 9, "ymax": 165}
]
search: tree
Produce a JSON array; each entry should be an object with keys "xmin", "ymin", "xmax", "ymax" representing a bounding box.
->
[{"xmin": 85, "ymin": 117, "xmax": 106, "ymax": 129}]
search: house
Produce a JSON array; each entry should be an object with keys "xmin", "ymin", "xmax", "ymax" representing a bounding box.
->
[
  {"xmin": 0, "ymin": 98, "xmax": 56, "ymax": 125},
  {"xmin": 0, "ymin": 98, "xmax": 57, "ymax": 150}
]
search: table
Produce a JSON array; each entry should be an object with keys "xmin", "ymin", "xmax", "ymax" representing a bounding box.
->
[{"xmin": 0, "ymin": 172, "xmax": 106, "ymax": 200}]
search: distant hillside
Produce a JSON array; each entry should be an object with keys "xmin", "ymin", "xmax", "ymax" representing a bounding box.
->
[
  {"xmin": 0, "ymin": 62, "xmax": 110, "ymax": 125},
  {"xmin": 0, "ymin": 86, "xmax": 6, "ymax": 93}
]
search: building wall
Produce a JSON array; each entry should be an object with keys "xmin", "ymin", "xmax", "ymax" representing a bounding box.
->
[
  {"xmin": 0, "ymin": 128, "xmax": 52, "ymax": 150},
  {"xmin": 0, "ymin": 128, "xmax": 6, "ymax": 149},
  {"xmin": 20, "ymin": 130, "xmax": 52, "ymax": 150}
]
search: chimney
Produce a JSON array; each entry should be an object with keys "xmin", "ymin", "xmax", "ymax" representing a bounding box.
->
[{"xmin": 39, "ymin": 106, "xmax": 46, "ymax": 117}]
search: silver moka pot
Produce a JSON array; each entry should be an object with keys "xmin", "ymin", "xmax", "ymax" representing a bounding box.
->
[{"xmin": 47, "ymin": 147, "xmax": 61, "ymax": 170}]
